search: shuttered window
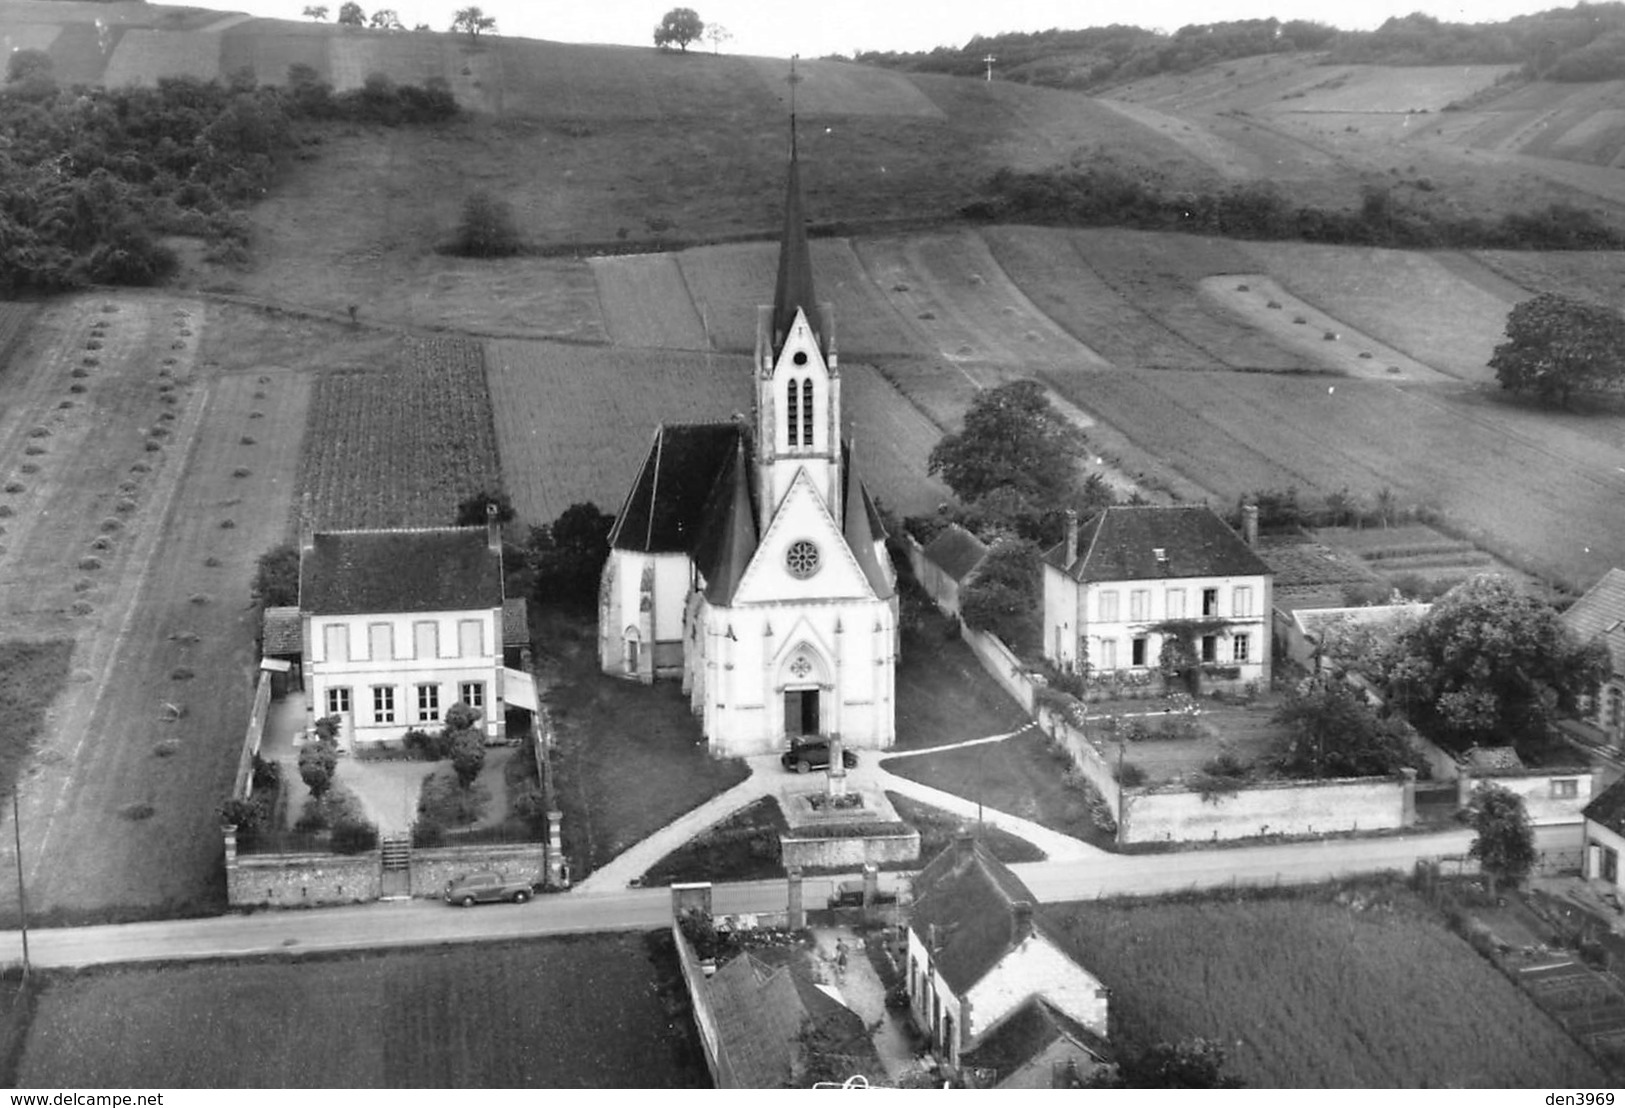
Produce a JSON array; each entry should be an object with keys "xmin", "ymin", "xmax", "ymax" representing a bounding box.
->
[
  {"xmin": 322, "ymin": 623, "xmax": 349, "ymax": 663},
  {"xmin": 414, "ymin": 621, "xmax": 439, "ymax": 661},
  {"xmin": 368, "ymin": 623, "xmax": 393, "ymax": 662},
  {"xmin": 458, "ymin": 619, "xmax": 484, "ymax": 658}
]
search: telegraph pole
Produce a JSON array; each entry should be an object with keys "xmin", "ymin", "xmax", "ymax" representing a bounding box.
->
[{"xmin": 12, "ymin": 787, "xmax": 29, "ymax": 981}]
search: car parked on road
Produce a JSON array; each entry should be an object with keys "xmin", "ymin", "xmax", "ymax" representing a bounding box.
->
[
  {"xmin": 781, "ymin": 738, "xmax": 858, "ymax": 774},
  {"xmin": 444, "ymin": 871, "xmax": 533, "ymax": 906}
]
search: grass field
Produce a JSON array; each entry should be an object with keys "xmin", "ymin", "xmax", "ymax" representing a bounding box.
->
[
  {"xmin": 298, "ymin": 334, "xmax": 502, "ymax": 529},
  {"xmin": 15, "ymin": 935, "xmax": 707, "ymax": 1087},
  {"xmin": 1283, "ymin": 65, "xmax": 1517, "ymax": 114},
  {"xmin": 100, "ymin": 29, "xmax": 219, "ymax": 88},
  {"xmin": 1049, "ymin": 887, "xmax": 1609, "ymax": 1087},
  {"xmin": 590, "ymin": 253, "xmax": 711, "ymax": 350},
  {"xmin": 0, "ymin": 641, "xmax": 74, "ymax": 814}
]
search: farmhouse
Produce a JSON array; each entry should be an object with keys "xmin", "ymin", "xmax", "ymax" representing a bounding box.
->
[
  {"xmin": 298, "ymin": 512, "xmax": 537, "ymax": 748},
  {"xmin": 1561, "ymin": 568, "xmax": 1625, "ymax": 749},
  {"xmin": 914, "ymin": 524, "xmax": 989, "ymax": 619},
  {"xmin": 1041, "ymin": 503, "xmax": 1272, "ymax": 691},
  {"xmin": 598, "ymin": 137, "xmax": 898, "ymax": 758},
  {"xmin": 906, "ymin": 834, "xmax": 1111, "ymax": 1087}
]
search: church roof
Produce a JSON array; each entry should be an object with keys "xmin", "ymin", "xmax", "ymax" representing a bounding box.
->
[
  {"xmin": 609, "ymin": 423, "xmax": 748, "ymax": 555},
  {"xmin": 697, "ymin": 439, "xmax": 760, "ymax": 605},
  {"xmin": 770, "ymin": 140, "xmax": 824, "ymax": 358},
  {"xmin": 299, "ymin": 527, "xmax": 503, "ymax": 616},
  {"xmin": 842, "ymin": 469, "xmax": 893, "ymax": 602},
  {"xmin": 1043, "ymin": 505, "xmax": 1270, "ymax": 583}
]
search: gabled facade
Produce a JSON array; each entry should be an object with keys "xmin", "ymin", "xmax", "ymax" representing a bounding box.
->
[
  {"xmin": 905, "ymin": 835, "xmax": 1109, "ymax": 1081},
  {"xmin": 1583, "ymin": 775, "xmax": 1625, "ymax": 889},
  {"xmin": 299, "ymin": 520, "xmax": 510, "ymax": 748},
  {"xmin": 1562, "ymin": 567, "xmax": 1625, "ymax": 747},
  {"xmin": 598, "ymin": 133, "xmax": 898, "ymax": 759},
  {"xmin": 1042, "ymin": 505, "xmax": 1273, "ymax": 690}
]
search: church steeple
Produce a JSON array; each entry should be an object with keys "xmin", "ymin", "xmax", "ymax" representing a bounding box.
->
[{"xmin": 770, "ymin": 120, "xmax": 824, "ymax": 357}]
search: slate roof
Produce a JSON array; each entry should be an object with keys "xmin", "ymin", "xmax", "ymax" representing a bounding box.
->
[
  {"xmin": 923, "ymin": 524, "xmax": 990, "ymax": 584},
  {"xmin": 910, "ymin": 836, "xmax": 1063, "ymax": 996},
  {"xmin": 299, "ymin": 527, "xmax": 503, "ymax": 616},
  {"xmin": 708, "ymin": 950, "xmax": 871, "ymax": 1089},
  {"xmin": 962, "ymin": 998, "xmax": 1112, "ymax": 1084},
  {"xmin": 770, "ymin": 143, "xmax": 825, "ymax": 358},
  {"xmin": 1563, "ymin": 568, "xmax": 1625, "ymax": 677},
  {"xmin": 261, "ymin": 606, "xmax": 302, "ymax": 656},
  {"xmin": 1584, "ymin": 775, "xmax": 1625, "ymax": 836},
  {"xmin": 1043, "ymin": 505, "xmax": 1270, "ymax": 584},
  {"xmin": 502, "ymin": 598, "xmax": 530, "ymax": 649}
]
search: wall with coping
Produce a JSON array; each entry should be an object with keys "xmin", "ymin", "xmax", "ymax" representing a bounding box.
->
[
  {"xmin": 409, "ymin": 842, "xmax": 547, "ymax": 897},
  {"xmin": 226, "ymin": 847, "xmax": 381, "ymax": 907},
  {"xmin": 1120, "ymin": 775, "xmax": 1407, "ymax": 843},
  {"xmin": 1458, "ymin": 770, "xmax": 1593, "ymax": 826},
  {"xmin": 780, "ymin": 829, "xmax": 920, "ymax": 870}
]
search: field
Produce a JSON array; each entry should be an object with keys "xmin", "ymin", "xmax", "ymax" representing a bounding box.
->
[
  {"xmin": 1050, "ymin": 889, "xmax": 1609, "ymax": 1087},
  {"xmin": 100, "ymin": 29, "xmax": 220, "ymax": 87},
  {"xmin": 298, "ymin": 334, "xmax": 503, "ymax": 530},
  {"xmin": 15, "ymin": 935, "xmax": 707, "ymax": 1087}
]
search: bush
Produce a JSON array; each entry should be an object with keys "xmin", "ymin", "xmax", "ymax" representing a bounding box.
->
[
  {"xmin": 404, "ymin": 728, "xmax": 452, "ymax": 760},
  {"xmin": 1117, "ymin": 761, "xmax": 1148, "ymax": 787},
  {"xmin": 412, "ymin": 818, "xmax": 445, "ymax": 847},
  {"xmin": 450, "ymin": 729, "xmax": 486, "ymax": 788},
  {"xmin": 331, "ymin": 818, "xmax": 379, "ymax": 854},
  {"xmin": 452, "ymin": 191, "xmax": 522, "ymax": 257},
  {"xmin": 298, "ymin": 738, "xmax": 338, "ymax": 799}
]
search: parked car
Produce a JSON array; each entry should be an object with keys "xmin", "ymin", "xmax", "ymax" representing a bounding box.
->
[
  {"xmin": 781, "ymin": 738, "xmax": 858, "ymax": 774},
  {"xmin": 444, "ymin": 871, "xmax": 533, "ymax": 906}
]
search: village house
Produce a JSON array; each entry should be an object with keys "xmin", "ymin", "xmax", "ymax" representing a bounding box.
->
[
  {"xmin": 1561, "ymin": 567, "xmax": 1625, "ymax": 750},
  {"xmin": 1582, "ymin": 775, "xmax": 1625, "ymax": 889},
  {"xmin": 1041, "ymin": 503, "xmax": 1273, "ymax": 691},
  {"xmin": 906, "ymin": 834, "xmax": 1112, "ymax": 1087},
  {"xmin": 597, "ymin": 136, "xmax": 898, "ymax": 759},
  {"xmin": 297, "ymin": 512, "xmax": 537, "ymax": 749},
  {"xmin": 913, "ymin": 523, "xmax": 989, "ymax": 619}
]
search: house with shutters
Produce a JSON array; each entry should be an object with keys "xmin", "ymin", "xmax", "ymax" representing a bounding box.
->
[
  {"xmin": 905, "ymin": 835, "xmax": 1111, "ymax": 1088},
  {"xmin": 1561, "ymin": 567, "xmax": 1625, "ymax": 750},
  {"xmin": 298, "ymin": 514, "xmax": 537, "ymax": 749},
  {"xmin": 597, "ymin": 132, "xmax": 898, "ymax": 759},
  {"xmin": 1042, "ymin": 504, "xmax": 1273, "ymax": 692}
]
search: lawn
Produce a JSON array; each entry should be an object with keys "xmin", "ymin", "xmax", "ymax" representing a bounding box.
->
[
  {"xmin": 1047, "ymin": 885, "xmax": 1610, "ymax": 1087},
  {"xmin": 14, "ymin": 935, "xmax": 708, "ymax": 1087},
  {"xmin": 894, "ymin": 615, "xmax": 1032, "ymax": 753},
  {"xmin": 0, "ymin": 640, "xmax": 73, "ymax": 818},
  {"xmin": 540, "ymin": 609, "xmax": 749, "ymax": 881},
  {"xmin": 1091, "ymin": 698, "xmax": 1293, "ymax": 787}
]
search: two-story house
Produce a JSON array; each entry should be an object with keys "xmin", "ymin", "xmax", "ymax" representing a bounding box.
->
[
  {"xmin": 1042, "ymin": 504, "xmax": 1273, "ymax": 691},
  {"xmin": 906, "ymin": 834, "xmax": 1111, "ymax": 1087},
  {"xmin": 299, "ymin": 516, "xmax": 534, "ymax": 749},
  {"xmin": 1561, "ymin": 567, "xmax": 1625, "ymax": 749}
]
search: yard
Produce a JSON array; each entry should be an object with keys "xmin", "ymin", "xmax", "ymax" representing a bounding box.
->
[
  {"xmin": 1048, "ymin": 883, "xmax": 1611, "ymax": 1087},
  {"xmin": 11, "ymin": 935, "xmax": 708, "ymax": 1087}
]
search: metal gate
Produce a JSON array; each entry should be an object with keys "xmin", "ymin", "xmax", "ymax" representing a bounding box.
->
[{"xmin": 380, "ymin": 835, "xmax": 411, "ymax": 899}]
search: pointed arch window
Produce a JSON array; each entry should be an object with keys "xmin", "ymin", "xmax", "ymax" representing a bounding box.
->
[
  {"xmin": 786, "ymin": 378, "xmax": 800, "ymax": 446},
  {"xmin": 802, "ymin": 379, "xmax": 814, "ymax": 446}
]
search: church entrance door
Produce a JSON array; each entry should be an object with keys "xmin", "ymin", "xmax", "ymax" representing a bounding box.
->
[{"xmin": 784, "ymin": 688, "xmax": 820, "ymax": 739}]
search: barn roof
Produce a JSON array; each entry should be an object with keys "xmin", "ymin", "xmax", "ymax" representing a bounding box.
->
[
  {"xmin": 923, "ymin": 524, "xmax": 990, "ymax": 584},
  {"xmin": 1043, "ymin": 505, "xmax": 1270, "ymax": 583},
  {"xmin": 299, "ymin": 527, "xmax": 502, "ymax": 616},
  {"xmin": 708, "ymin": 949, "xmax": 871, "ymax": 1088},
  {"xmin": 261, "ymin": 606, "xmax": 302, "ymax": 656}
]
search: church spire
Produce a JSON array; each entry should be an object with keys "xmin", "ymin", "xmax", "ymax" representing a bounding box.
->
[{"xmin": 771, "ymin": 111, "xmax": 823, "ymax": 355}]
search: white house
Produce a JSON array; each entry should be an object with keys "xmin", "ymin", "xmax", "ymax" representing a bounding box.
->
[
  {"xmin": 1582, "ymin": 776, "xmax": 1625, "ymax": 889},
  {"xmin": 1562, "ymin": 567, "xmax": 1625, "ymax": 749},
  {"xmin": 597, "ymin": 137, "xmax": 898, "ymax": 759},
  {"xmin": 299, "ymin": 517, "xmax": 536, "ymax": 749},
  {"xmin": 906, "ymin": 834, "xmax": 1110, "ymax": 1086},
  {"xmin": 1042, "ymin": 504, "xmax": 1273, "ymax": 691}
]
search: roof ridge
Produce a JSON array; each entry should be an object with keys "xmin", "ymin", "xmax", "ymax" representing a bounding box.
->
[{"xmin": 314, "ymin": 524, "xmax": 486, "ymax": 537}]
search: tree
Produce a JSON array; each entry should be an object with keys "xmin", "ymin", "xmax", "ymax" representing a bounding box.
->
[
  {"xmin": 1468, "ymin": 783, "xmax": 1536, "ymax": 894},
  {"xmin": 301, "ymin": 5, "xmax": 330, "ymax": 19},
  {"xmin": 454, "ymin": 489, "xmax": 515, "ymax": 526},
  {"xmin": 1400, "ymin": 574, "xmax": 1608, "ymax": 751},
  {"xmin": 451, "ymin": 7, "xmax": 497, "ymax": 38},
  {"xmin": 298, "ymin": 739, "xmax": 338, "ymax": 800},
  {"xmin": 336, "ymin": 2, "xmax": 366, "ymax": 26},
  {"xmin": 453, "ymin": 190, "xmax": 521, "ymax": 257},
  {"xmin": 1269, "ymin": 677, "xmax": 1420, "ymax": 779},
  {"xmin": 450, "ymin": 729, "xmax": 486, "ymax": 789},
  {"xmin": 1490, "ymin": 292, "xmax": 1625, "ymax": 407},
  {"xmin": 253, "ymin": 542, "xmax": 300, "ymax": 607},
  {"xmin": 534, "ymin": 502, "xmax": 615, "ymax": 606},
  {"xmin": 654, "ymin": 8, "xmax": 706, "ymax": 52},
  {"xmin": 958, "ymin": 537, "xmax": 1041, "ymax": 645},
  {"xmin": 369, "ymin": 8, "xmax": 402, "ymax": 29},
  {"xmin": 929, "ymin": 380, "xmax": 1084, "ymax": 506},
  {"xmin": 703, "ymin": 23, "xmax": 733, "ymax": 54},
  {"xmin": 1090, "ymin": 1038, "xmax": 1245, "ymax": 1088}
]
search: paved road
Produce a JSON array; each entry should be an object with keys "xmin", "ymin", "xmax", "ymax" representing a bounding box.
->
[{"xmin": 0, "ymin": 825, "xmax": 1582, "ymax": 970}]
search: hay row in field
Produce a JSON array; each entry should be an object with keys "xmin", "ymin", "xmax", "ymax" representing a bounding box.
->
[{"xmin": 298, "ymin": 335, "xmax": 502, "ymax": 530}]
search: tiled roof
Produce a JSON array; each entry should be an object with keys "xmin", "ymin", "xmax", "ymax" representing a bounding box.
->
[
  {"xmin": 1563, "ymin": 568, "xmax": 1625, "ymax": 677},
  {"xmin": 261, "ymin": 606, "xmax": 302, "ymax": 656},
  {"xmin": 610, "ymin": 423, "xmax": 748, "ymax": 555},
  {"xmin": 708, "ymin": 949, "xmax": 870, "ymax": 1089},
  {"xmin": 299, "ymin": 527, "xmax": 502, "ymax": 616},
  {"xmin": 923, "ymin": 524, "xmax": 990, "ymax": 584},
  {"xmin": 1585, "ymin": 775, "xmax": 1625, "ymax": 836},
  {"xmin": 1043, "ymin": 505, "xmax": 1271, "ymax": 583},
  {"xmin": 910, "ymin": 836, "xmax": 1062, "ymax": 996},
  {"xmin": 962, "ymin": 998, "xmax": 1111, "ymax": 1083},
  {"xmin": 1464, "ymin": 745, "xmax": 1525, "ymax": 773},
  {"xmin": 501, "ymin": 598, "xmax": 530, "ymax": 649}
]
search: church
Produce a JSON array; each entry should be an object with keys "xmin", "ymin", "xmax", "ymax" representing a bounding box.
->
[{"xmin": 597, "ymin": 134, "xmax": 899, "ymax": 760}]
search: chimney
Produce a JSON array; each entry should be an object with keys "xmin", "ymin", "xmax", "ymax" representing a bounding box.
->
[
  {"xmin": 1011, "ymin": 900, "xmax": 1034, "ymax": 944},
  {"xmin": 486, "ymin": 501, "xmax": 502, "ymax": 552},
  {"xmin": 954, "ymin": 828, "xmax": 976, "ymax": 866},
  {"xmin": 1242, "ymin": 502, "xmax": 1259, "ymax": 549},
  {"xmin": 1064, "ymin": 509, "xmax": 1079, "ymax": 568}
]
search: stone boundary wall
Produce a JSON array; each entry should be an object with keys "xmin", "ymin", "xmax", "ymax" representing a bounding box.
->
[
  {"xmin": 1120, "ymin": 775, "xmax": 1408, "ymax": 844},
  {"xmin": 231, "ymin": 670, "xmax": 274, "ymax": 800},
  {"xmin": 1457, "ymin": 768, "xmax": 1593, "ymax": 826},
  {"xmin": 409, "ymin": 842, "xmax": 547, "ymax": 898},
  {"xmin": 780, "ymin": 829, "xmax": 920, "ymax": 871},
  {"xmin": 672, "ymin": 898, "xmax": 729, "ymax": 1087},
  {"xmin": 1035, "ymin": 703, "xmax": 1122, "ymax": 826},
  {"xmin": 226, "ymin": 842, "xmax": 381, "ymax": 907}
]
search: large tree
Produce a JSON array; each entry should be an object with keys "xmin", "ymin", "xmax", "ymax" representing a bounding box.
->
[
  {"xmin": 451, "ymin": 6, "xmax": 496, "ymax": 38},
  {"xmin": 336, "ymin": 2, "xmax": 366, "ymax": 26},
  {"xmin": 1399, "ymin": 574, "xmax": 1608, "ymax": 751},
  {"xmin": 1269, "ymin": 677, "xmax": 1419, "ymax": 779},
  {"xmin": 958, "ymin": 537, "xmax": 1041, "ymax": 645},
  {"xmin": 534, "ymin": 502, "xmax": 615, "ymax": 607},
  {"xmin": 1490, "ymin": 292, "xmax": 1625, "ymax": 406},
  {"xmin": 654, "ymin": 8, "xmax": 705, "ymax": 52},
  {"xmin": 1468, "ymin": 783, "xmax": 1536, "ymax": 894}
]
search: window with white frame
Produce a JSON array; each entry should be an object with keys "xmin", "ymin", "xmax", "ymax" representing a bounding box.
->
[
  {"xmin": 414, "ymin": 620, "xmax": 438, "ymax": 661},
  {"xmin": 1098, "ymin": 638, "xmax": 1118, "ymax": 669},
  {"xmin": 322, "ymin": 623, "xmax": 349, "ymax": 664},
  {"xmin": 1130, "ymin": 589, "xmax": 1150, "ymax": 621},
  {"xmin": 326, "ymin": 686, "xmax": 351, "ymax": 715},
  {"xmin": 1233, "ymin": 634, "xmax": 1250, "ymax": 663},
  {"xmin": 1233, "ymin": 586, "xmax": 1253, "ymax": 617},
  {"xmin": 1202, "ymin": 588, "xmax": 1219, "ymax": 617},
  {"xmin": 368, "ymin": 622, "xmax": 393, "ymax": 662},
  {"xmin": 416, "ymin": 683, "xmax": 440, "ymax": 723},
  {"xmin": 1098, "ymin": 591, "xmax": 1119, "ymax": 622},
  {"xmin": 1166, "ymin": 588, "xmax": 1185, "ymax": 619},
  {"xmin": 458, "ymin": 619, "xmax": 484, "ymax": 658},
  {"xmin": 372, "ymin": 685, "xmax": 396, "ymax": 724},
  {"xmin": 1552, "ymin": 778, "xmax": 1579, "ymax": 799},
  {"xmin": 460, "ymin": 681, "xmax": 485, "ymax": 711}
]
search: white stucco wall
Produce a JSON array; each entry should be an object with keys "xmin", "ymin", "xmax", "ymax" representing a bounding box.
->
[
  {"xmin": 1121, "ymin": 776, "xmax": 1405, "ymax": 843},
  {"xmin": 1584, "ymin": 821, "xmax": 1625, "ymax": 888},
  {"xmin": 962, "ymin": 937, "xmax": 1109, "ymax": 1045},
  {"xmin": 1461, "ymin": 772, "xmax": 1594, "ymax": 826}
]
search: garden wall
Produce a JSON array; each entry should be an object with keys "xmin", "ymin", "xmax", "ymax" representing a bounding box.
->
[
  {"xmin": 409, "ymin": 842, "xmax": 548, "ymax": 897},
  {"xmin": 231, "ymin": 670, "xmax": 274, "ymax": 801},
  {"xmin": 1035, "ymin": 702, "xmax": 1122, "ymax": 826},
  {"xmin": 225, "ymin": 842, "xmax": 381, "ymax": 907},
  {"xmin": 1119, "ymin": 775, "xmax": 1408, "ymax": 844},
  {"xmin": 780, "ymin": 828, "xmax": 921, "ymax": 871},
  {"xmin": 1457, "ymin": 769, "xmax": 1594, "ymax": 826},
  {"xmin": 960, "ymin": 624, "xmax": 1037, "ymax": 714}
]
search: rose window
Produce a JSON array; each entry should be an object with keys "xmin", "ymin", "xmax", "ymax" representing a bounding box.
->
[{"xmin": 786, "ymin": 540, "xmax": 820, "ymax": 579}]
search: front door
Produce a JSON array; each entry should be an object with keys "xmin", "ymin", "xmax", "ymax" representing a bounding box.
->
[{"xmin": 783, "ymin": 688, "xmax": 819, "ymax": 738}]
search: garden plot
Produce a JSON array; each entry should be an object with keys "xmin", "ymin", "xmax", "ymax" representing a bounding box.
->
[
  {"xmin": 1199, "ymin": 276, "xmax": 1447, "ymax": 382},
  {"xmin": 590, "ymin": 254, "xmax": 711, "ymax": 350},
  {"xmin": 744, "ymin": 56, "xmax": 944, "ymax": 118},
  {"xmin": 101, "ymin": 29, "xmax": 219, "ymax": 87},
  {"xmin": 1237, "ymin": 243, "xmax": 1515, "ymax": 383}
]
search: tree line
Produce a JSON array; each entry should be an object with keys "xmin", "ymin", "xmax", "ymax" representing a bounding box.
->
[{"xmin": 0, "ymin": 52, "xmax": 456, "ymax": 293}]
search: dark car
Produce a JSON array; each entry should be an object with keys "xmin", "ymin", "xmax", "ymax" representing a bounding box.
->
[
  {"xmin": 444, "ymin": 871, "xmax": 533, "ymax": 906},
  {"xmin": 781, "ymin": 738, "xmax": 858, "ymax": 774}
]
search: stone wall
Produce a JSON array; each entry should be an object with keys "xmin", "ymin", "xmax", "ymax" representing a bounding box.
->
[
  {"xmin": 1458, "ymin": 769, "xmax": 1593, "ymax": 826},
  {"xmin": 1035, "ymin": 703, "xmax": 1121, "ymax": 826},
  {"xmin": 780, "ymin": 828, "xmax": 920, "ymax": 871},
  {"xmin": 409, "ymin": 842, "xmax": 547, "ymax": 897},
  {"xmin": 227, "ymin": 848, "xmax": 381, "ymax": 907},
  {"xmin": 1120, "ymin": 775, "xmax": 1408, "ymax": 844}
]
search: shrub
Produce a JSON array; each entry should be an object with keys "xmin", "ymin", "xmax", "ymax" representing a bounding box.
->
[
  {"xmin": 331, "ymin": 818, "xmax": 379, "ymax": 854},
  {"xmin": 452, "ymin": 190, "xmax": 522, "ymax": 257},
  {"xmin": 298, "ymin": 738, "xmax": 339, "ymax": 799},
  {"xmin": 1117, "ymin": 760, "xmax": 1148, "ymax": 787},
  {"xmin": 404, "ymin": 727, "xmax": 453, "ymax": 760},
  {"xmin": 252, "ymin": 542, "xmax": 299, "ymax": 606},
  {"xmin": 450, "ymin": 729, "xmax": 486, "ymax": 788},
  {"xmin": 411, "ymin": 818, "xmax": 445, "ymax": 847}
]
